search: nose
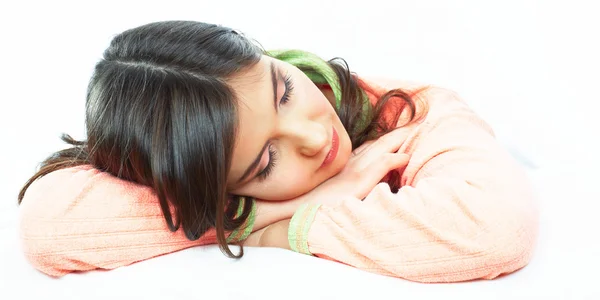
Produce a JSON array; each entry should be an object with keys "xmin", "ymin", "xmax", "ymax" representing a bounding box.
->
[{"xmin": 280, "ymin": 119, "xmax": 328, "ymax": 157}]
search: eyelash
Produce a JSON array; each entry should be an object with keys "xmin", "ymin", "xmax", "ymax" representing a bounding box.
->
[
  {"xmin": 280, "ymin": 72, "xmax": 294, "ymax": 105},
  {"xmin": 257, "ymin": 145, "xmax": 277, "ymax": 181},
  {"xmin": 257, "ymin": 72, "xmax": 293, "ymax": 181}
]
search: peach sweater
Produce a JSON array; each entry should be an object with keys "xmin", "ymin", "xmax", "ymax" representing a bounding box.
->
[{"xmin": 18, "ymin": 79, "xmax": 538, "ymax": 283}]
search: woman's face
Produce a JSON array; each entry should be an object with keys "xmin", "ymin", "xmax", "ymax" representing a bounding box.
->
[{"xmin": 226, "ymin": 55, "xmax": 352, "ymax": 201}]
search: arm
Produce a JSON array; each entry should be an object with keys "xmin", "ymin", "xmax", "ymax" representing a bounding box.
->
[
  {"xmin": 18, "ymin": 166, "xmax": 296, "ymax": 277},
  {"xmin": 257, "ymin": 87, "xmax": 538, "ymax": 283},
  {"xmin": 18, "ymin": 166, "xmax": 216, "ymax": 276}
]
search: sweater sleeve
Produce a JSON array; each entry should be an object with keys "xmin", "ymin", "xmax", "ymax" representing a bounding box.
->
[
  {"xmin": 18, "ymin": 166, "xmax": 255, "ymax": 277},
  {"xmin": 287, "ymin": 86, "xmax": 538, "ymax": 283}
]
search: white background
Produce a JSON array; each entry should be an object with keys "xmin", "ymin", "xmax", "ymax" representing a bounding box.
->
[
  {"xmin": 1, "ymin": 0, "xmax": 599, "ymax": 224},
  {"xmin": 0, "ymin": 0, "xmax": 599, "ymax": 298}
]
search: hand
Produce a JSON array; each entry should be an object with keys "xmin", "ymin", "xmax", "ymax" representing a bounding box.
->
[
  {"xmin": 250, "ymin": 129, "xmax": 409, "ymax": 232},
  {"xmin": 301, "ymin": 128, "xmax": 410, "ymax": 205}
]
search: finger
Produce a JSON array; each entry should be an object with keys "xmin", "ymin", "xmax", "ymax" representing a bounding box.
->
[
  {"xmin": 376, "ymin": 129, "xmax": 407, "ymax": 152},
  {"xmin": 353, "ymin": 153, "xmax": 410, "ymax": 199},
  {"xmin": 374, "ymin": 153, "xmax": 410, "ymax": 174},
  {"xmin": 361, "ymin": 128, "xmax": 407, "ymax": 157},
  {"xmin": 355, "ymin": 152, "xmax": 408, "ymax": 181},
  {"xmin": 352, "ymin": 128, "xmax": 405, "ymax": 157},
  {"xmin": 352, "ymin": 139, "xmax": 376, "ymax": 156}
]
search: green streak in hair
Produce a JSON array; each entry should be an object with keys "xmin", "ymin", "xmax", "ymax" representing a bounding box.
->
[
  {"xmin": 268, "ymin": 49, "xmax": 375, "ymax": 134},
  {"xmin": 267, "ymin": 49, "xmax": 342, "ymax": 109}
]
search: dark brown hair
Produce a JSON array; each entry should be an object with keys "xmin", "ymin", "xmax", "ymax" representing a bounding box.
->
[{"xmin": 18, "ymin": 20, "xmax": 420, "ymax": 258}]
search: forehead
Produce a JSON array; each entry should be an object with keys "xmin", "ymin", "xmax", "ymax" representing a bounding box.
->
[{"xmin": 226, "ymin": 56, "xmax": 274, "ymax": 186}]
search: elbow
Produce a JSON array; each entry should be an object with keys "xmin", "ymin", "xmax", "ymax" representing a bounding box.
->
[
  {"xmin": 473, "ymin": 196, "xmax": 540, "ymax": 280},
  {"xmin": 413, "ymin": 218, "xmax": 538, "ymax": 283},
  {"xmin": 19, "ymin": 215, "xmax": 101, "ymax": 277},
  {"xmin": 462, "ymin": 173, "xmax": 540, "ymax": 280},
  {"xmin": 418, "ymin": 210, "xmax": 538, "ymax": 283},
  {"xmin": 17, "ymin": 169, "xmax": 86, "ymax": 277},
  {"xmin": 420, "ymin": 193, "xmax": 539, "ymax": 283},
  {"xmin": 19, "ymin": 218, "xmax": 72, "ymax": 277},
  {"xmin": 19, "ymin": 199, "xmax": 89, "ymax": 277},
  {"xmin": 483, "ymin": 220, "xmax": 538, "ymax": 279}
]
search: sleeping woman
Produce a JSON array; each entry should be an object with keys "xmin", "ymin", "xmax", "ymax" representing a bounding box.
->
[{"xmin": 17, "ymin": 20, "xmax": 538, "ymax": 283}]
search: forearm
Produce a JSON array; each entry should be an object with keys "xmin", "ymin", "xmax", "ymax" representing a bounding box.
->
[
  {"xmin": 244, "ymin": 219, "xmax": 291, "ymax": 249},
  {"xmin": 19, "ymin": 166, "xmax": 213, "ymax": 276}
]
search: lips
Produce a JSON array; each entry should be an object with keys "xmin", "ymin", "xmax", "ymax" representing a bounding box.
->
[{"xmin": 320, "ymin": 126, "xmax": 339, "ymax": 168}]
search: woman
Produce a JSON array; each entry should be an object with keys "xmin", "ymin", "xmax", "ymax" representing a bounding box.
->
[{"xmin": 18, "ymin": 20, "xmax": 538, "ymax": 283}]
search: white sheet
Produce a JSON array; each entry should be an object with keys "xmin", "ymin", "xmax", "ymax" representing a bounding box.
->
[{"xmin": 2, "ymin": 165, "xmax": 598, "ymax": 300}]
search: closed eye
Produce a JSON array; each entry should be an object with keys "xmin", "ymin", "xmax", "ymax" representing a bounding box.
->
[
  {"xmin": 280, "ymin": 72, "xmax": 294, "ymax": 105},
  {"xmin": 257, "ymin": 144, "xmax": 277, "ymax": 181}
]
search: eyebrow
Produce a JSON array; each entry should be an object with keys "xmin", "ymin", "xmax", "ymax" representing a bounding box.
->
[{"xmin": 236, "ymin": 61, "xmax": 278, "ymax": 184}]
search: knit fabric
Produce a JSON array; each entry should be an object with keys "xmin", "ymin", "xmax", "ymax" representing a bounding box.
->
[{"xmin": 19, "ymin": 167, "xmax": 254, "ymax": 276}]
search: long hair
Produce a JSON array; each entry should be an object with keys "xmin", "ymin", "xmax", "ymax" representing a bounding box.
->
[{"xmin": 18, "ymin": 20, "xmax": 420, "ymax": 258}]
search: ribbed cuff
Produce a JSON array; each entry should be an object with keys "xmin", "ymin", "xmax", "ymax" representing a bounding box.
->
[
  {"xmin": 226, "ymin": 197, "xmax": 256, "ymax": 243},
  {"xmin": 288, "ymin": 203, "xmax": 321, "ymax": 255}
]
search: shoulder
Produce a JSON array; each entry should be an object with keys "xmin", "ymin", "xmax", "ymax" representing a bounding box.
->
[{"xmin": 360, "ymin": 77, "xmax": 494, "ymax": 134}]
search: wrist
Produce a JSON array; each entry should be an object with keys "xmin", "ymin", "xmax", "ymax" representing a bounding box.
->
[
  {"xmin": 287, "ymin": 203, "xmax": 321, "ymax": 255},
  {"xmin": 259, "ymin": 219, "xmax": 291, "ymax": 249}
]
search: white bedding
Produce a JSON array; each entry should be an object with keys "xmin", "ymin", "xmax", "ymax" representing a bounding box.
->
[{"xmin": 2, "ymin": 163, "xmax": 598, "ymax": 300}]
